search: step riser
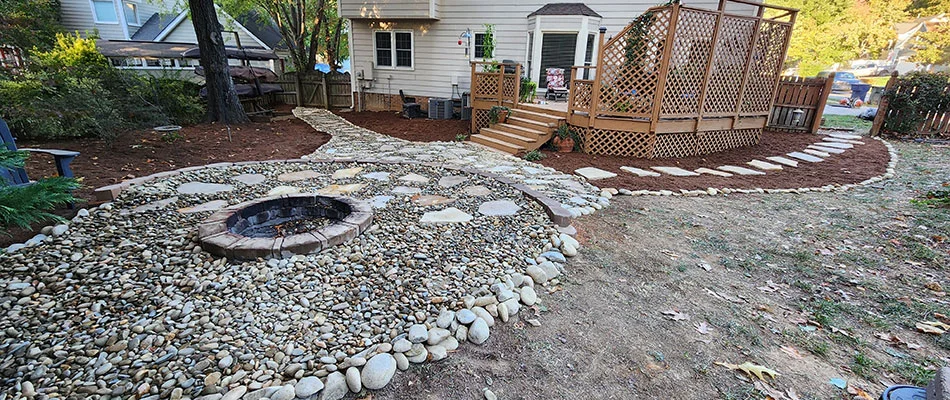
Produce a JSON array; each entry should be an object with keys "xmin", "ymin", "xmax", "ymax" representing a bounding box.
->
[
  {"xmin": 481, "ymin": 130, "xmax": 537, "ymax": 148},
  {"xmin": 470, "ymin": 135, "xmax": 520, "ymax": 154},
  {"xmin": 492, "ymin": 123, "xmax": 545, "ymax": 137},
  {"xmin": 510, "ymin": 110, "xmax": 561, "ymax": 125},
  {"xmin": 508, "ymin": 117, "xmax": 554, "ymax": 131}
]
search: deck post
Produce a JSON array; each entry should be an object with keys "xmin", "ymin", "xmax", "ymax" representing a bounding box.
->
[
  {"xmin": 870, "ymin": 71, "xmax": 898, "ymax": 137},
  {"xmin": 470, "ymin": 62, "xmax": 477, "ymax": 133},
  {"xmin": 649, "ymin": 3, "xmax": 682, "ymax": 134},
  {"xmin": 695, "ymin": 8, "xmax": 725, "ymax": 132},
  {"xmin": 588, "ymin": 27, "xmax": 607, "ymax": 127}
]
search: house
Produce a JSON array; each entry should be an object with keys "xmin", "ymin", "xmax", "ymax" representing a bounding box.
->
[
  {"xmin": 891, "ymin": 14, "xmax": 949, "ymax": 73},
  {"xmin": 338, "ymin": 0, "xmax": 749, "ymax": 111},
  {"xmin": 59, "ymin": 0, "xmax": 286, "ymax": 75}
]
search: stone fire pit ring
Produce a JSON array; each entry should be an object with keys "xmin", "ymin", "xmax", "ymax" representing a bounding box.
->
[{"xmin": 198, "ymin": 194, "xmax": 373, "ymax": 260}]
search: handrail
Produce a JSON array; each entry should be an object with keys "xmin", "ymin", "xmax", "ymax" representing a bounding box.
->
[{"xmin": 568, "ymin": 66, "xmax": 597, "ymax": 118}]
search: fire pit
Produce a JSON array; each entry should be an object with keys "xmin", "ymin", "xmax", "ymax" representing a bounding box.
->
[{"xmin": 198, "ymin": 194, "xmax": 373, "ymax": 260}]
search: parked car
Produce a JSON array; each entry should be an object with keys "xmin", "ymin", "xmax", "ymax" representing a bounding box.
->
[
  {"xmin": 816, "ymin": 71, "xmax": 862, "ymax": 92},
  {"xmin": 847, "ymin": 62, "xmax": 894, "ymax": 77}
]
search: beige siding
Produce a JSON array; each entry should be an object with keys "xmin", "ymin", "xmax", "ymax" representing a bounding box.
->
[
  {"xmin": 342, "ymin": 0, "xmax": 438, "ymax": 20},
  {"xmin": 350, "ymin": 0, "xmax": 723, "ymax": 99},
  {"xmin": 160, "ymin": 15, "xmax": 267, "ymax": 48},
  {"xmin": 61, "ymin": 0, "xmax": 126, "ymax": 39}
]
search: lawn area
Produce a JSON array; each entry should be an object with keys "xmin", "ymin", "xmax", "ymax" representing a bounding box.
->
[
  {"xmin": 822, "ymin": 114, "xmax": 873, "ymax": 133},
  {"xmin": 375, "ymin": 141, "xmax": 950, "ymax": 399}
]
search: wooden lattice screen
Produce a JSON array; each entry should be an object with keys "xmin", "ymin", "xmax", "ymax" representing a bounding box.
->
[
  {"xmin": 470, "ymin": 61, "xmax": 521, "ymax": 133},
  {"xmin": 567, "ymin": 0, "xmax": 797, "ymax": 158}
]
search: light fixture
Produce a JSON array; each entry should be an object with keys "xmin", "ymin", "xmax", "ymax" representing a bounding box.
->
[
  {"xmin": 791, "ymin": 108, "xmax": 804, "ymax": 126},
  {"xmin": 459, "ymin": 29, "xmax": 472, "ymax": 56}
]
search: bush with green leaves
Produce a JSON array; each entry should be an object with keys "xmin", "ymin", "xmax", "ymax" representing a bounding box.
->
[
  {"xmin": 0, "ymin": 149, "xmax": 80, "ymax": 232},
  {"xmin": 882, "ymin": 72, "xmax": 950, "ymax": 138},
  {"xmin": 0, "ymin": 33, "xmax": 205, "ymax": 141}
]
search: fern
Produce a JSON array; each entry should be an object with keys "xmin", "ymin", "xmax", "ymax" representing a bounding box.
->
[{"xmin": 0, "ymin": 149, "xmax": 81, "ymax": 232}]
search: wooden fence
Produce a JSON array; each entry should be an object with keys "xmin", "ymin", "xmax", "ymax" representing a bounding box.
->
[
  {"xmin": 767, "ymin": 74, "xmax": 834, "ymax": 133},
  {"xmin": 871, "ymin": 72, "xmax": 950, "ymax": 138},
  {"xmin": 274, "ymin": 71, "xmax": 352, "ymax": 109},
  {"xmin": 470, "ymin": 61, "xmax": 521, "ymax": 133}
]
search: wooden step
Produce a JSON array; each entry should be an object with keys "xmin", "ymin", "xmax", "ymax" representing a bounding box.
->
[
  {"xmin": 510, "ymin": 108, "xmax": 564, "ymax": 125},
  {"xmin": 517, "ymin": 103, "xmax": 569, "ymax": 118},
  {"xmin": 480, "ymin": 128, "xmax": 538, "ymax": 148},
  {"xmin": 508, "ymin": 116, "xmax": 556, "ymax": 131},
  {"xmin": 470, "ymin": 134, "xmax": 524, "ymax": 154},
  {"xmin": 493, "ymin": 123, "xmax": 547, "ymax": 137}
]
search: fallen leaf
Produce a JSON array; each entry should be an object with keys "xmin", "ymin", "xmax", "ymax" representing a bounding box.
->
[
  {"xmin": 715, "ymin": 361, "xmax": 780, "ymax": 381},
  {"xmin": 847, "ymin": 385, "xmax": 875, "ymax": 400},
  {"xmin": 786, "ymin": 388, "xmax": 801, "ymax": 400},
  {"xmin": 695, "ymin": 322, "xmax": 711, "ymax": 334},
  {"xmin": 917, "ymin": 321, "xmax": 949, "ymax": 335},
  {"xmin": 780, "ymin": 345, "xmax": 803, "ymax": 360},
  {"xmin": 926, "ymin": 282, "xmax": 944, "ymax": 292},
  {"xmin": 662, "ymin": 309, "xmax": 690, "ymax": 321},
  {"xmin": 753, "ymin": 381, "xmax": 785, "ymax": 399},
  {"xmin": 698, "ymin": 262, "xmax": 712, "ymax": 271}
]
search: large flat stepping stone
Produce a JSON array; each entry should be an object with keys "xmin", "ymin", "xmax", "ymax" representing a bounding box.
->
[
  {"xmin": 398, "ymin": 173, "xmax": 430, "ymax": 184},
  {"xmin": 178, "ymin": 199, "xmax": 229, "ymax": 214},
  {"xmin": 695, "ymin": 167, "xmax": 733, "ymax": 177},
  {"xmin": 463, "ymin": 186, "xmax": 492, "ymax": 196},
  {"xmin": 129, "ymin": 197, "xmax": 179, "ymax": 214},
  {"xmin": 478, "ymin": 200, "xmax": 521, "ymax": 216},
  {"xmin": 232, "ymin": 173, "xmax": 267, "ymax": 185},
  {"xmin": 362, "ymin": 172, "xmax": 391, "ymax": 181},
  {"xmin": 787, "ymin": 152, "xmax": 824, "ymax": 162},
  {"xmin": 803, "ymin": 149, "xmax": 831, "ymax": 158},
  {"xmin": 717, "ymin": 165, "xmax": 766, "ymax": 175},
  {"xmin": 392, "ymin": 186, "xmax": 423, "ymax": 195},
  {"xmin": 521, "ymin": 166, "xmax": 547, "ymax": 175},
  {"xmin": 747, "ymin": 160, "xmax": 783, "ymax": 171},
  {"xmin": 370, "ymin": 195, "xmax": 394, "ymax": 209},
  {"xmin": 317, "ymin": 184, "xmax": 365, "ymax": 195},
  {"xmin": 620, "ymin": 166, "xmax": 661, "ymax": 177},
  {"xmin": 278, "ymin": 170, "xmax": 321, "ymax": 182},
  {"xmin": 829, "ymin": 133, "xmax": 863, "ymax": 140},
  {"xmin": 420, "ymin": 207, "xmax": 473, "ymax": 223},
  {"xmin": 177, "ymin": 182, "xmax": 234, "ymax": 194},
  {"xmin": 487, "ymin": 165, "xmax": 517, "ymax": 173},
  {"xmin": 332, "ymin": 167, "xmax": 363, "ymax": 179},
  {"xmin": 808, "ymin": 145, "xmax": 846, "ymax": 154},
  {"xmin": 766, "ymin": 156, "xmax": 799, "ymax": 167},
  {"xmin": 813, "ymin": 141, "xmax": 853, "ymax": 149},
  {"xmin": 267, "ymin": 186, "xmax": 301, "ymax": 196},
  {"xmin": 575, "ymin": 167, "xmax": 617, "ymax": 180},
  {"xmin": 823, "ymin": 137, "xmax": 865, "ymax": 145},
  {"xmin": 438, "ymin": 176, "xmax": 467, "ymax": 188},
  {"xmin": 411, "ymin": 195, "xmax": 455, "ymax": 206},
  {"xmin": 650, "ymin": 166, "xmax": 700, "ymax": 177}
]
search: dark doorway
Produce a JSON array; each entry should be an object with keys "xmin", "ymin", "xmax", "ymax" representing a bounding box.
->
[{"xmin": 539, "ymin": 33, "xmax": 577, "ymax": 88}]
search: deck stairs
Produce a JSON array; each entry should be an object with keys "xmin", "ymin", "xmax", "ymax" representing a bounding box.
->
[{"xmin": 469, "ymin": 105, "xmax": 566, "ymax": 155}]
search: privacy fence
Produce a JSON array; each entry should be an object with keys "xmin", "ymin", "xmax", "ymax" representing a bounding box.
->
[
  {"xmin": 274, "ymin": 71, "xmax": 353, "ymax": 109},
  {"xmin": 871, "ymin": 72, "xmax": 950, "ymax": 139},
  {"xmin": 767, "ymin": 74, "xmax": 834, "ymax": 133}
]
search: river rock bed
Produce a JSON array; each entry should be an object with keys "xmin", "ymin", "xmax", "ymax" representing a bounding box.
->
[{"xmin": 0, "ymin": 160, "xmax": 576, "ymax": 399}]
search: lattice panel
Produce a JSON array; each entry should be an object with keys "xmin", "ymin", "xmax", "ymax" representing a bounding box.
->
[
  {"xmin": 695, "ymin": 128, "xmax": 761, "ymax": 154},
  {"xmin": 741, "ymin": 21, "xmax": 791, "ymax": 113},
  {"xmin": 596, "ymin": 7, "xmax": 672, "ymax": 117},
  {"xmin": 502, "ymin": 75, "xmax": 518, "ymax": 103},
  {"xmin": 653, "ymin": 132, "xmax": 698, "ymax": 158},
  {"xmin": 577, "ymin": 127, "xmax": 655, "ymax": 158},
  {"xmin": 660, "ymin": 9, "xmax": 717, "ymax": 116},
  {"xmin": 571, "ymin": 81, "xmax": 593, "ymax": 111},
  {"xmin": 704, "ymin": 16, "xmax": 757, "ymax": 114},
  {"xmin": 473, "ymin": 73, "xmax": 500, "ymax": 100},
  {"xmin": 472, "ymin": 109, "xmax": 491, "ymax": 132}
]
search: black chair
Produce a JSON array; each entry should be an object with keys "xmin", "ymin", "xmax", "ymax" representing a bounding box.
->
[
  {"xmin": 400, "ymin": 90, "xmax": 423, "ymax": 119},
  {"xmin": 502, "ymin": 59, "xmax": 517, "ymax": 74}
]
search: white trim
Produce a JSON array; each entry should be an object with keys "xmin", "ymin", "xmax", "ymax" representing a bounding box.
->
[
  {"xmin": 114, "ymin": 0, "xmax": 131, "ymax": 39},
  {"xmin": 531, "ymin": 18, "xmax": 543, "ymax": 83},
  {"xmin": 154, "ymin": 10, "xmax": 188, "ymax": 41},
  {"xmin": 123, "ymin": 1, "xmax": 141, "ymax": 27},
  {"xmin": 470, "ymin": 31, "xmax": 489, "ymax": 62},
  {"xmin": 89, "ymin": 0, "xmax": 120, "ymax": 24},
  {"xmin": 373, "ymin": 29, "xmax": 414, "ymax": 71},
  {"xmin": 220, "ymin": 10, "xmax": 270, "ymax": 49},
  {"xmin": 153, "ymin": 8, "xmax": 271, "ymax": 50}
]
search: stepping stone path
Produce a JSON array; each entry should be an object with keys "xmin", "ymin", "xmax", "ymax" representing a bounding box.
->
[
  {"xmin": 411, "ymin": 195, "xmax": 455, "ymax": 206},
  {"xmin": 478, "ymin": 200, "xmax": 521, "ymax": 216},
  {"xmin": 370, "ymin": 195, "xmax": 394, "ymax": 208},
  {"xmin": 232, "ymin": 173, "xmax": 267, "ymax": 185},
  {"xmin": 717, "ymin": 165, "xmax": 766, "ymax": 175},
  {"xmin": 620, "ymin": 166, "xmax": 661, "ymax": 177},
  {"xmin": 695, "ymin": 167, "xmax": 733, "ymax": 177},
  {"xmin": 392, "ymin": 186, "xmax": 422, "ymax": 195},
  {"xmin": 317, "ymin": 184, "xmax": 365, "ymax": 195},
  {"xmin": 438, "ymin": 176, "xmax": 467, "ymax": 187},
  {"xmin": 575, "ymin": 167, "xmax": 617, "ymax": 180},
  {"xmin": 463, "ymin": 186, "xmax": 492, "ymax": 196},
  {"xmin": 824, "ymin": 137, "xmax": 865, "ymax": 145},
  {"xmin": 362, "ymin": 172, "xmax": 391, "ymax": 181},
  {"xmin": 803, "ymin": 149, "xmax": 831, "ymax": 158},
  {"xmin": 814, "ymin": 141, "xmax": 853, "ymax": 149},
  {"xmin": 650, "ymin": 166, "xmax": 700, "ymax": 177},
  {"xmin": 130, "ymin": 197, "xmax": 179, "ymax": 214},
  {"xmin": 332, "ymin": 167, "xmax": 363, "ymax": 179},
  {"xmin": 747, "ymin": 160, "xmax": 783, "ymax": 171},
  {"xmin": 277, "ymin": 170, "xmax": 321, "ymax": 182},
  {"xmin": 808, "ymin": 145, "xmax": 846, "ymax": 154},
  {"xmin": 177, "ymin": 182, "xmax": 234, "ymax": 194},
  {"xmin": 766, "ymin": 156, "xmax": 799, "ymax": 167},
  {"xmin": 398, "ymin": 173, "xmax": 430, "ymax": 184},
  {"xmin": 267, "ymin": 186, "xmax": 301, "ymax": 195},
  {"xmin": 420, "ymin": 207, "xmax": 473, "ymax": 223},
  {"xmin": 787, "ymin": 152, "xmax": 824, "ymax": 162},
  {"xmin": 177, "ymin": 199, "xmax": 229, "ymax": 214},
  {"xmin": 829, "ymin": 133, "xmax": 863, "ymax": 140}
]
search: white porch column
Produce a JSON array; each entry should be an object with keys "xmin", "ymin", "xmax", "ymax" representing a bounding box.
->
[
  {"xmin": 531, "ymin": 17, "xmax": 543, "ymax": 84},
  {"xmin": 573, "ymin": 16, "xmax": 589, "ymax": 70}
]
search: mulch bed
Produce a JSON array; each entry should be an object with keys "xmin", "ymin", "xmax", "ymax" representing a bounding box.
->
[
  {"xmin": 4, "ymin": 117, "xmax": 329, "ymax": 247},
  {"xmin": 334, "ymin": 110, "xmax": 470, "ymax": 142},
  {"xmin": 537, "ymin": 130, "xmax": 890, "ymax": 191}
]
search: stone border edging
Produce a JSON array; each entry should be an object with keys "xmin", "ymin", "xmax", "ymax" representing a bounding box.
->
[{"xmin": 92, "ymin": 158, "xmax": 573, "ymax": 227}]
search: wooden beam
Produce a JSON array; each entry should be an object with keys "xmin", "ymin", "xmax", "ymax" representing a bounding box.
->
[
  {"xmin": 871, "ymin": 71, "xmax": 899, "ymax": 137},
  {"xmin": 809, "ymin": 72, "xmax": 835, "ymax": 133}
]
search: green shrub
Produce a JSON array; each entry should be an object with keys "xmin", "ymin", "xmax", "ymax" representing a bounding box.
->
[
  {"xmin": 882, "ymin": 72, "xmax": 950, "ymax": 137},
  {"xmin": 0, "ymin": 149, "xmax": 80, "ymax": 232}
]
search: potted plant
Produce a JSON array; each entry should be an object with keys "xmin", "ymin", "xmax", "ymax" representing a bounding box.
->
[
  {"xmin": 552, "ymin": 124, "xmax": 575, "ymax": 152},
  {"xmin": 488, "ymin": 105, "xmax": 510, "ymax": 124}
]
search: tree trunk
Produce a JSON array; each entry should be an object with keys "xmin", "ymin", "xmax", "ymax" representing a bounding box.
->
[{"xmin": 189, "ymin": 0, "xmax": 248, "ymax": 124}]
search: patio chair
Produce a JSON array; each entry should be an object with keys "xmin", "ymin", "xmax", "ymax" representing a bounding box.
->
[
  {"xmin": 1, "ymin": 118, "xmax": 80, "ymax": 187},
  {"xmin": 400, "ymin": 90, "xmax": 424, "ymax": 119},
  {"xmin": 545, "ymin": 68, "xmax": 569, "ymax": 102}
]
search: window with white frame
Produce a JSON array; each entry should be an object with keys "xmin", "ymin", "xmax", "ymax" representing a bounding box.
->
[
  {"xmin": 91, "ymin": 0, "xmax": 118, "ymax": 23},
  {"xmin": 124, "ymin": 2, "xmax": 139, "ymax": 25},
  {"xmin": 374, "ymin": 30, "xmax": 413, "ymax": 68},
  {"xmin": 474, "ymin": 33, "xmax": 487, "ymax": 59}
]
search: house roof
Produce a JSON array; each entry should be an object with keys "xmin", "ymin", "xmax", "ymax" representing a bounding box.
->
[
  {"xmin": 235, "ymin": 10, "xmax": 285, "ymax": 49},
  {"xmin": 96, "ymin": 40, "xmax": 279, "ymax": 60},
  {"xmin": 895, "ymin": 14, "xmax": 946, "ymax": 35},
  {"xmin": 528, "ymin": 3, "xmax": 602, "ymax": 18},
  {"xmin": 131, "ymin": 12, "xmax": 180, "ymax": 41}
]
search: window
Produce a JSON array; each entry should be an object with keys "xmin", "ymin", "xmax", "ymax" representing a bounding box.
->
[
  {"xmin": 91, "ymin": 0, "xmax": 118, "ymax": 23},
  {"xmin": 474, "ymin": 33, "xmax": 486, "ymax": 59},
  {"xmin": 374, "ymin": 31, "xmax": 413, "ymax": 69},
  {"xmin": 124, "ymin": 2, "xmax": 139, "ymax": 25}
]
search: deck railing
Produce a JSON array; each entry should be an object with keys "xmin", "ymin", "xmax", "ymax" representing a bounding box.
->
[{"xmin": 470, "ymin": 61, "xmax": 521, "ymax": 133}]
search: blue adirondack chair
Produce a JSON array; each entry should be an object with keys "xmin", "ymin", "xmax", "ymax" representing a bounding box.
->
[{"xmin": 0, "ymin": 118, "xmax": 80, "ymax": 186}]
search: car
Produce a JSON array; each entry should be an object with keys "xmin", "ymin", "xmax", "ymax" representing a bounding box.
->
[
  {"xmin": 847, "ymin": 62, "xmax": 893, "ymax": 77},
  {"xmin": 816, "ymin": 71, "xmax": 862, "ymax": 92}
]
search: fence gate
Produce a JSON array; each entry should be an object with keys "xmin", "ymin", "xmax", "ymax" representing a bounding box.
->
[
  {"xmin": 274, "ymin": 71, "xmax": 352, "ymax": 109},
  {"xmin": 872, "ymin": 72, "xmax": 950, "ymax": 138},
  {"xmin": 767, "ymin": 75, "xmax": 834, "ymax": 133}
]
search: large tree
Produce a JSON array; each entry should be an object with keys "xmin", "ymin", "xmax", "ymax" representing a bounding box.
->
[
  {"xmin": 0, "ymin": 0, "xmax": 63, "ymax": 53},
  {"xmin": 188, "ymin": 0, "xmax": 248, "ymax": 123}
]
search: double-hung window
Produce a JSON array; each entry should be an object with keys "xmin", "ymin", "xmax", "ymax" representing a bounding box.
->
[
  {"xmin": 124, "ymin": 1, "xmax": 140, "ymax": 25},
  {"xmin": 91, "ymin": 0, "xmax": 119, "ymax": 23},
  {"xmin": 375, "ymin": 30, "xmax": 413, "ymax": 69}
]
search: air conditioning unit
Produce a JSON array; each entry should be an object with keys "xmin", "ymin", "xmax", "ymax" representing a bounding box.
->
[{"xmin": 428, "ymin": 98, "xmax": 453, "ymax": 120}]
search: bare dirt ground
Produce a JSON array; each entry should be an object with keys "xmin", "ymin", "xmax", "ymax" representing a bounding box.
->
[{"xmin": 371, "ymin": 141, "xmax": 950, "ymax": 400}]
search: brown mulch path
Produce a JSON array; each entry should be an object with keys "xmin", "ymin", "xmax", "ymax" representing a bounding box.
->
[
  {"xmin": 538, "ymin": 130, "xmax": 890, "ymax": 191},
  {"xmin": 4, "ymin": 117, "xmax": 329, "ymax": 247},
  {"xmin": 334, "ymin": 110, "xmax": 469, "ymax": 142}
]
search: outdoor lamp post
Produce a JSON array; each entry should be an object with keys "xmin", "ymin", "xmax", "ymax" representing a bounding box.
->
[{"xmin": 459, "ymin": 30, "xmax": 472, "ymax": 57}]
